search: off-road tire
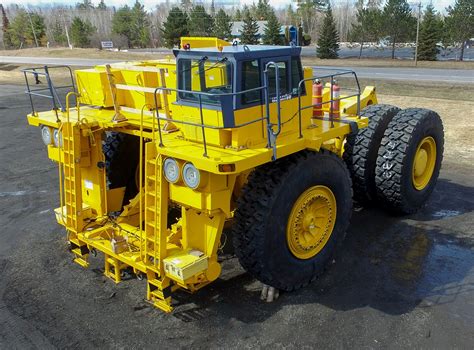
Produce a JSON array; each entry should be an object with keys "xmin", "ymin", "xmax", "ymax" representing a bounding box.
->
[
  {"xmin": 375, "ymin": 108, "xmax": 444, "ymax": 214},
  {"xmin": 103, "ymin": 132, "xmax": 140, "ymax": 205},
  {"xmin": 232, "ymin": 150, "xmax": 353, "ymax": 291},
  {"xmin": 343, "ymin": 104, "xmax": 400, "ymax": 204}
]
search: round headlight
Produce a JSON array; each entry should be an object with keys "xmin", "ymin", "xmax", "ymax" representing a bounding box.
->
[
  {"xmin": 41, "ymin": 126, "xmax": 52, "ymax": 145},
  {"xmin": 163, "ymin": 158, "xmax": 180, "ymax": 183},
  {"xmin": 53, "ymin": 129, "xmax": 62, "ymax": 147},
  {"xmin": 182, "ymin": 163, "xmax": 200, "ymax": 189}
]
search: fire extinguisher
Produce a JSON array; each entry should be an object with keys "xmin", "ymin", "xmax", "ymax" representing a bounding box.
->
[
  {"xmin": 331, "ymin": 80, "xmax": 340, "ymax": 118},
  {"xmin": 312, "ymin": 79, "xmax": 323, "ymax": 117}
]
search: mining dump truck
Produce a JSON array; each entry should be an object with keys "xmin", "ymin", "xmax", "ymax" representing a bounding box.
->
[{"xmin": 24, "ymin": 38, "xmax": 444, "ymax": 312}]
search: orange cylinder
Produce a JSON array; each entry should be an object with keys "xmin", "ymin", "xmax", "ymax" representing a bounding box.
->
[
  {"xmin": 312, "ymin": 80, "xmax": 323, "ymax": 117},
  {"xmin": 331, "ymin": 82, "xmax": 340, "ymax": 118}
]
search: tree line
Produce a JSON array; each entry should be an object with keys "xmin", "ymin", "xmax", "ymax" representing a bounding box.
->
[
  {"xmin": 348, "ymin": 0, "xmax": 473, "ymax": 61},
  {"xmin": 0, "ymin": 0, "xmax": 472, "ymax": 61}
]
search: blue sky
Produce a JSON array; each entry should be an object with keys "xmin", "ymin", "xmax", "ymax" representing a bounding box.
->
[{"xmin": 4, "ymin": 0, "xmax": 456, "ymax": 12}]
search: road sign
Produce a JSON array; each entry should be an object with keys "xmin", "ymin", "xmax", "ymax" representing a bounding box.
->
[{"xmin": 101, "ymin": 41, "xmax": 114, "ymax": 49}]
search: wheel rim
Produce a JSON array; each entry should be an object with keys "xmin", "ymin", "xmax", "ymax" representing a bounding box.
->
[
  {"xmin": 286, "ymin": 185, "xmax": 337, "ymax": 260},
  {"xmin": 412, "ymin": 136, "xmax": 436, "ymax": 191}
]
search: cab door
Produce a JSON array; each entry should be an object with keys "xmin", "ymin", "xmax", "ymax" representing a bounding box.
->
[{"xmin": 261, "ymin": 56, "xmax": 299, "ymax": 136}]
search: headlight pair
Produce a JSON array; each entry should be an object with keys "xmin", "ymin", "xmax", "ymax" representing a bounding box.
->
[
  {"xmin": 163, "ymin": 158, "xmax": 201, "ymax": 189},
  {"xmin": 40, "ymin": 125, "xmax": 61, "ymax": 147}
]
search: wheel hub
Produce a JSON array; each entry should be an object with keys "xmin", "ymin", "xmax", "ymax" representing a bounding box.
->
[
  {"xmin": 412, "ymin": 136, "xmax": 436, "ymax": 190},
  {"xmin": 287, "ymin": 186, "xmax": 337, "ymax": 260}
]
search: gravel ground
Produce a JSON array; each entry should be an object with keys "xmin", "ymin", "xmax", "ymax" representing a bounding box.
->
[{"xmin": 0, "ymin": 85, "xmax": 473, "ymax": 349}]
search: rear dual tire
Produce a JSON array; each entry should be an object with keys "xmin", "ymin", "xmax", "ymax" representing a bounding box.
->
[
  {"xmin": 375, "ymin": 108, "xmax": 444, "ymax": 214},
  {"xmin": 345, "ymin": 105, "xmax": 444, "ymax": 214}
]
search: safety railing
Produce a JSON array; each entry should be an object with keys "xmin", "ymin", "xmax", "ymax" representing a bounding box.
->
[
  {"xmin": 297, "ymin": 68, "xmax": 361, "ymax": 138},
  {"xmin": 149, "ymin": 66, "xmax": 362, "ymax": 160},
  {"xmin": 22, "ymin": 65, "xmax": 76, "ymax": 120},
  {"xmin": 152, "ymin": 85, "xmax": 269, "ymax": 157}
]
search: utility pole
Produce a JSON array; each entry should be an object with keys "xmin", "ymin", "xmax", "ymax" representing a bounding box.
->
[
  {"xmin": 414, "ymin": 2, "xmax": 422, "ymax": 66},
  {"xmin": 27, "ymin": 11, "xmax": 39, "ymax": 47}
]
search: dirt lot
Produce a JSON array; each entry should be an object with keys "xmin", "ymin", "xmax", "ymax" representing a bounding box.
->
[{"xmin": 0, "ymin": 84, "xmax": 473, "ymax": 348}]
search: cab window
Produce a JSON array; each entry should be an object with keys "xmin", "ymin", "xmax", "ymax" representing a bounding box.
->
[
  {"xmin": 178, "ymin": 57, "xmax": 233, "ymax": 105},
  {"xmin": 266, "ymin": 61, "xmax": 289, "ymax": 98},
  {"xmin": 241, "ymin": 60, "xmax": 261, "ymax": 105},
  {"xmin": 291, "ymin": 57, "xmax": 305, "ymax": 95}
]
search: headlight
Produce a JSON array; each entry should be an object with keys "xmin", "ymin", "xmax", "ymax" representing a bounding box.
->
[
  {"xmin": 41, "ymin": 126, "xmax": 52, "ymax": 145},
  {"xmin": 182, "ymin": 162, "xmax": 200, "ymax": 189},
  {"xmin": 53, "ymin": 129, "xmax": 62, "ymax": 147},
  {"xmin": 163, "ymin": 158, "xmax": 180, "ymax": 183}
]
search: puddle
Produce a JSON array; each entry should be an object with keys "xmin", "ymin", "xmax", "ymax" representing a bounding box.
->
[{"xmin": 431, "ymin": 209, "xmax": 462, "ymax": 219}]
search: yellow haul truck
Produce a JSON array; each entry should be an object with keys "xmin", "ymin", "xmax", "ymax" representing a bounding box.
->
[{"xmin": 24, "ymin": 39, "xmax": 444, "ymax": 312}]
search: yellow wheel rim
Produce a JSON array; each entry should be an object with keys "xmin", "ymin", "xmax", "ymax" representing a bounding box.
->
[
  {"xmin": 412, "ymin": 136, "xmax": 436, "ymax": 191},
  {"xmin": 286, "ymin": 185, "xmax": 337, "ymax": 260}
]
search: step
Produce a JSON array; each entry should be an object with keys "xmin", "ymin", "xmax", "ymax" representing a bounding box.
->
[
  {"xmin": 146, "ymin": 176, "xmax": 160, "ymax": 182},
  {"xmin": 146, "ymin": 206, "xmax": 160, "ymax": 214},
  {"xmin": 146, "ymin": 221, "xmax": 160, "ymax": 228}
]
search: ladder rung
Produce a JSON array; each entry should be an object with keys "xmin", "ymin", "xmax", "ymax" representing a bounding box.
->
[{"xmin": 146, "ymin": 222, "xmax": 158, "ymax": 227}]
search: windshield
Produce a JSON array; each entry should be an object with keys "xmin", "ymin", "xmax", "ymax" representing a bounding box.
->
[{"xmin": 178, "ymin": 57, "xmax": 233, "ymax": 105}]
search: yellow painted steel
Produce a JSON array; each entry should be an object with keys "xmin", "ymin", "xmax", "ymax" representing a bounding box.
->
[
  {"xmin": 26, "ymin": 39, "xmax": 378, "ymax": 313},
  {"xmin": 412, "ymin": 136, "xmax": 437, "ymax": 190},
  {"xmin": 286, "ymin": 185, "xmax": 337, "ymax": 259},
  {"xmin": 180, "ymin": 36, "xmax": 231, "ymax": 49}
]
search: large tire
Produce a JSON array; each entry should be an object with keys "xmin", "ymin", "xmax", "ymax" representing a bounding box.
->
[
  {"xmin": 344, "ymin": 104, "xmax": 400, "ymax": 204},
  {"xmin": 103, "ymin": 132, "xmax": 140, "ymax": 206},
  {"xmin": 232, "ymin": 150, "xmax": 352, "ymax": 291},
  {"xmin": 375, "ymin": 108, "xmax": 444, "ymax": 214}
]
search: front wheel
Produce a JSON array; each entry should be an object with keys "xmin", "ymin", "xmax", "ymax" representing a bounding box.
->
[{"xmin": 232, "ymin": 150, "xmax": 353, "ymax": 291}]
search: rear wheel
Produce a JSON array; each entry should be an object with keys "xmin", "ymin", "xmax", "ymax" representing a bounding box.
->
[
  {"xmin": 375, "ymin": 108, "xmax": 444, "ymax": 214},
  {"xmin": 343, "ymin": 104, "xmax": 400, "ymax": 204},
  {"xmin": 232, "ymin": 150, "xmax": 352, "ymax": 291}
]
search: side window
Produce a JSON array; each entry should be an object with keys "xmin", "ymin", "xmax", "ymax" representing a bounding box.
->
[
  {"xmin": 291, "ymin": 57, "xmax": 305, "ymax": 95},
  {"xmin": 241, "ymin": 60, "xmax": 261, "ymax": 105},
  {"xmin": 266, "ymin": 61, "xmax": 289, "ymax": 98}
]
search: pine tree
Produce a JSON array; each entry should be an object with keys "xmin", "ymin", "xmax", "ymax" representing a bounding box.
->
[
  {"xmin": 263, "ymin": 9, "xmax": 283, "ymax": 45},
  {"xmin": 76, "ymin": 0, "xmax": 94, "ymax": 10},
  {"xmin": 240, "ymin": 9, "xmax": 259, "ymax": 44},
  {"xmin": 382, "ymin": 0, "xmax": 416, "ymax": 59},
  {"xmin": 417, "ymin": 5, "xmax": 440, "ymax": 61},
  {"xmin": 7, "ymin": 10, "xmax": 28, "ymax": 48},
  {"xmin": 256, "ymin": 0, "xmax": 272, "ymax": 20},
  {"xmin": 188, "ymin": 5, "xmax": 214, "ymax": 37},
  {"xmin": 8, "ymin": 10, "xmax": 46, "ymax": 47},
  {"xmin": 351, "ymin": 5, "xmax": 382, "ymax": 58},
  {"xmin": 112, "ymin": 5, "xmax": 134, "ymax": 47},
  {"xmin": 0, "ymin": 4, "xmax": 12, "ymax": 49},
  {"xmin": 445, "ymin": 0, "xmax": 474, "ymax": 61},
  {"xmin": 27, "ymin": 13, "xmax": 47, "ymax": 46},
  {"xmin": 210, "ymin": 0, "xmax": 216, "ymax": 17},
  {"xmin": 234, "ymin": 9, "xmax": 242, "ymax": 21},
  {"xmin": 97, "ymin": 0, "xmax": 107, "ymax": 10},
  {"xmin": 51, "ymin": 18, "xmax": 67, "ymax": 46},
  {"xmin": 317, "ymin": 4, "xmax": 339, "ymax": 59},
  {"xmin": 131, "ymin": 0, "xmax": 150, "ymax": 48},
  {"xmin": 214, "ymin": 9, "xmax": 232, "ymax": 40},
  {"xmin": 70, "ymin": 17, "xmax": 95, "ymax": 48},
  {"xmin": 161, "ymin": 7, "xmax": 189, "ymax": 49}
]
